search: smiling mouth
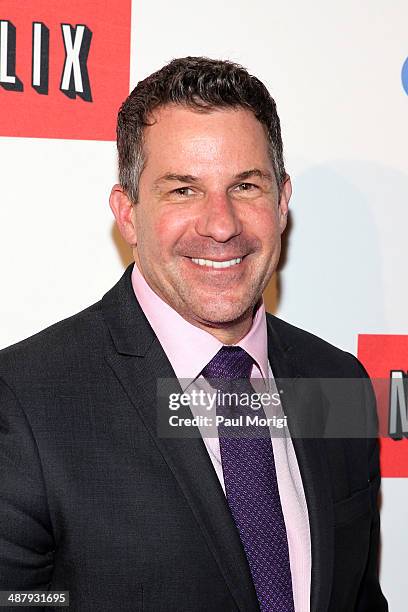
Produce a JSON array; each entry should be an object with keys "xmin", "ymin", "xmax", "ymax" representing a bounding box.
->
[{"xmin": 189, "ymin": 256, "xmax": 244, "ymax": 269}]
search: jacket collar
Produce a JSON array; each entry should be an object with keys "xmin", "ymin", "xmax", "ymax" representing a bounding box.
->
[{"xmin": 101, "ymin": 263, "xmax": 156, "ymax": 356}]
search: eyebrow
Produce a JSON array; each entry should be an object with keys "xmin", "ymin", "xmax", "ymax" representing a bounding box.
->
[
  {"xmin": 233, "ymin": 168, "xmax": 273, "ymax": 182},
  {"xmin": 153, "ymin": 173, "xmax": 199, "ymax": 189},
  {"xmin": 153, "ymin": 168, "xmax": 273, "ymax": 189}
]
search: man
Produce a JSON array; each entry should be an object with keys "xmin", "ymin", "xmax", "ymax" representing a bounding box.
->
[{"xmin": 0, "ymin": 57, "xmax": 387, "ymax": 611}]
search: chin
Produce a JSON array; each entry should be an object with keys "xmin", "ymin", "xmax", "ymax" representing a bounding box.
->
[{"xmin": 192, "ymin": 301, "xmax": 252, "ymax": 326}]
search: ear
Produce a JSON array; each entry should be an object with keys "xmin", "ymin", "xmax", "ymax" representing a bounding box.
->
[
  {"xmin": 278, "ymin": 174, "xmax": 292, "ymax": 233},
  {"xmin": 109, "ymin": 184, "xmax": 138, "ymax": 246}
]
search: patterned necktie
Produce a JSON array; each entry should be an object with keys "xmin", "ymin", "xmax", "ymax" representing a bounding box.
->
[{"xmin": 201, "ymin": 346, "xmax": 295, "ymax": 612}]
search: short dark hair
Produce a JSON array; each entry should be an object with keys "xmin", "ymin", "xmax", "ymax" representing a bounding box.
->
[{"xmin": 117, "ymin": 56, "xmax": 286, "ymax": 203}]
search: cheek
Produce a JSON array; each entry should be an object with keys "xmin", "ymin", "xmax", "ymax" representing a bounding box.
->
[
  {"xmin": 152, "ymin": 207, "xmax": 191, "ymax": 250},
  {"xmin": 136, "ymin": 203, "xmax": 185, "ymax": 242},
  {"xmin": 244, "ymin": 206, "xmax": 280, "ymax": 242}
]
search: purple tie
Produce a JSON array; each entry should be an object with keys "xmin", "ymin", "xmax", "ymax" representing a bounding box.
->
[{"xmin": 202, "ymin": 346, "xmax": 295, "ymax": 612}]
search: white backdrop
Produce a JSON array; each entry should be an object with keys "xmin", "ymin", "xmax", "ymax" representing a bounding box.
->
[{"xmin": 1, "ymin": 1, "xmax": 406, "ymax": 608}]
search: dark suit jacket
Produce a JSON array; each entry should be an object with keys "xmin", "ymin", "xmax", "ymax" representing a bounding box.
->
[{"xmin": 0, "ymin": 265, "xmax": 388, "ymax": 611}]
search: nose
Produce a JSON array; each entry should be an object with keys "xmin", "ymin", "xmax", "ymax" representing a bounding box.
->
[{"xmin": 195, "ymin": 193, "xmax": 242, "ymax": 242}]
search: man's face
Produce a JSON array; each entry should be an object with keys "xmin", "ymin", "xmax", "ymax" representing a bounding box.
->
[{"xmin": 132, "ymin": 104, "xmax": 291, "ymax": 329}]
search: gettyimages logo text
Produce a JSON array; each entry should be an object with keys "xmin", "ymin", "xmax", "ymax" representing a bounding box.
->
[{"xmin": 0, "ymin": 19, "xmax": 92, "ymax": 100}]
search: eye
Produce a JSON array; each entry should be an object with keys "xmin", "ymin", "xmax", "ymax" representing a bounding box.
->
[
  {"xmin": 171, "ymin": 187, "xmax": 195, "ymax": 197},
  {"xmin": 235, "ymin": 182, "xmax": 259, "ymax": 192}
]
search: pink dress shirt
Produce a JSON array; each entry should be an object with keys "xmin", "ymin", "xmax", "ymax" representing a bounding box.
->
[{"xmin": 131, "ymin": 262, "xmax": 311, "ymax": 612}]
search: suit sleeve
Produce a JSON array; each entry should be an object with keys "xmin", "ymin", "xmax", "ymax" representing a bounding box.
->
[
  {"xmin": 0, "ymin": 376, "xmax": 55, "ymax": 590},
  {"xmin": 351, "ymin": 357, "xmax": 388, "ymax": 612}
]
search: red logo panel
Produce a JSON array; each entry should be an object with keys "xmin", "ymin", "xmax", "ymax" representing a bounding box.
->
[
  {"xmin": 358, "ymin": 334, "xmax": 408, "ymax": 477},
  {"xmin": 0, "ymin": 0, "xmax": 131, "ymax": 140}
]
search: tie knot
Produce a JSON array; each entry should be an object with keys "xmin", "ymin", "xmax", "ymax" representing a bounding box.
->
[{"xmin": 201, "ymin": 346, "xmax": 254, "ymax": 382}]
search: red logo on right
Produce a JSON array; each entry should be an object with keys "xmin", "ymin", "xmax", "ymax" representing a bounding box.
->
[{"xmin": 358, "ymin": 335, "xmax": 408, "ymax": 477}]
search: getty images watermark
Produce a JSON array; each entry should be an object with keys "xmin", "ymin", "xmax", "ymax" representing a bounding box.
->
[
  {"xmin": 156, "ymin": 378, "xmax": 289, "ymax": 438},
  {"xmin": 156, "ymin": 377, "xmax": 394, "ymax": 439},
  {"xmin": 167, "ymin": 388, "xmax": 287, "ymax": 430}
]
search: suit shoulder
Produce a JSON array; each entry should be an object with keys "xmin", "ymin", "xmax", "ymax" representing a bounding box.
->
[
  {"xmin": 0, "ymin": 300, "xmax": 104, "ymax": 379},
  {"xmin": 266, "ymin": 313, "xmax": 365, "ymax": 377}
]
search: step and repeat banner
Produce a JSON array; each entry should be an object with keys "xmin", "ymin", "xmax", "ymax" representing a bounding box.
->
[
  {"xmin": 0, "ymin": 0, "xmax": 406, "ymax": 608},
  {"xmin": 0, "ymin": 1, "xmax": 130, "ymax": 139}
]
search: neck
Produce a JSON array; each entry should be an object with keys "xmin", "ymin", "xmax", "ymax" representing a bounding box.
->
[{"xmin": 189, "ymin": 315, "xmax": 254, "ymax": 345}]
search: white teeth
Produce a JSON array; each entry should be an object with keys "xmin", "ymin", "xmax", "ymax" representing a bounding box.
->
[{"xmin": 191, "ymin": 257, "xmax": 243, "ymax": 268}]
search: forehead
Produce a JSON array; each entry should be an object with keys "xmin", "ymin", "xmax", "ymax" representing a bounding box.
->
[{"xmin": 142, "ymin": 104, "xmax": 272, "ymax": 172}]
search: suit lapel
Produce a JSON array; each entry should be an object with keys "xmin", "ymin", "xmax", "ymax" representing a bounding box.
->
[
  {"xmin": 101, "ymin": 265, "xmax": 260, "ymax": 612},
  {"xmin": 266, "ymin": 316, "xmax": 334, "ymax": 612}
]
